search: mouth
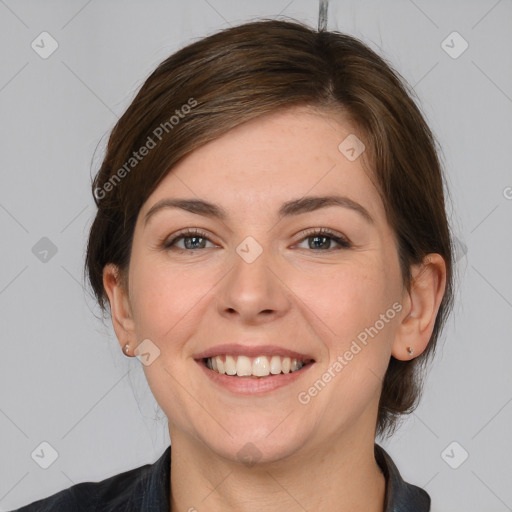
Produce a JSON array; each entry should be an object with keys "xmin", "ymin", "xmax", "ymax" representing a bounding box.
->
[{"xmin": 200, "ymin": 354, "xmax": 315, "ymax": 379}]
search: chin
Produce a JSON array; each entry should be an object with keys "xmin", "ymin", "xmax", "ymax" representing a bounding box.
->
[{"xmin": 198, "ymin": 422, "xmax": 311, "ymax": 466}]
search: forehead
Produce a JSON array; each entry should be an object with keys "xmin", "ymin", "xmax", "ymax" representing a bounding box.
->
[{"xmin": 140, "ymin": 106, "xmax": 385, "ymax": 224}]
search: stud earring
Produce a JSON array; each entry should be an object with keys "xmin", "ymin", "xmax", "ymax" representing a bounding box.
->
[
  {"xmin": 407, "ymin": 346, "xmax": 414, "ymax": 356},
  {"xmin": 123, "ymin": 343, "xmax": 131, "ymax": 356}
]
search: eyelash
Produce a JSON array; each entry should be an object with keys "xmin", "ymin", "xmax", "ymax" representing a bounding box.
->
[{"xmin": 161, "ymin": 227, "xmax": 351, "ymax": 252}]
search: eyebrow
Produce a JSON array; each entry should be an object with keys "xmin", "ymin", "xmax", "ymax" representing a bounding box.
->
[{"xmin": 144, "ymin": 195, "xmax": 374, "ymax": 227}]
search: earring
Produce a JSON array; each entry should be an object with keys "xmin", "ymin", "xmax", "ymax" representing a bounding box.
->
[
  {"xmin": 407, "ymin": 346, "xmax": 414, "ymax": 356},
  {"xmin": 123, "ymin": 343, "xmax": 131, "ymax": 356}
]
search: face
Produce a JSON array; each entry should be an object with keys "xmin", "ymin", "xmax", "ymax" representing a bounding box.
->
[{"xmin": 114, "ymin": 106, "xmax": 409, "ymax": 464}]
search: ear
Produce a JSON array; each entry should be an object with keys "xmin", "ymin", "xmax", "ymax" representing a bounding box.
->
[
  {"xmin": 392, "ymin": 253, "xmax": 447, "ymax": 360},
  {"xmin": 102, "ymin": 263, "xmax": 137, "ymax": 351}
]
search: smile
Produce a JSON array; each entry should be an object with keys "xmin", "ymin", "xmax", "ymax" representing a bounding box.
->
[{"xmin": 204, "ymin": 354, "xmax": 314, "ymax": 378}]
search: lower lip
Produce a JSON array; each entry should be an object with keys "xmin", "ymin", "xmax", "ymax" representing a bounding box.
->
[{"xmin": 195, "ymin": 359, "xmax": 314, "ymax": 395}]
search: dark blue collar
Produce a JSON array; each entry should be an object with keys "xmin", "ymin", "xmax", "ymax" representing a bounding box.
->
[
  {"xmin": 12, "ymin": 443, "xmax": 430, "ymax": 511},
  {"xmin": 375, "ymin": 444, "xmax": 431, "ymax": 511},
  {"xmin": 143, "ymin": 443, "xmax": 430, "ymax": 511}
]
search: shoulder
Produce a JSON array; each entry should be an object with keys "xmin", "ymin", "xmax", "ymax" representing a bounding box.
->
[
  {"xmin": 375, "ymin": 444, "xmax": 431, "ymax": 512},
  {"xmin": 10, "ymin": 464, "xmax": 150, "ymax": 512},
  {"xmin": 9, "ymin": 446, "xmax": 171, "ymax": 512}
]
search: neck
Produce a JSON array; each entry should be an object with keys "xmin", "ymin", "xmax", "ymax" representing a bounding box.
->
[{"xmin": 169, "ymin": 425, "xmax": 386, "ymax": 512}]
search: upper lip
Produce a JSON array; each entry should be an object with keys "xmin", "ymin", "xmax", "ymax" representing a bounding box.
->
[{"xmin": 193, "ymin": 344, "xmax": 316, "ymax": 362}]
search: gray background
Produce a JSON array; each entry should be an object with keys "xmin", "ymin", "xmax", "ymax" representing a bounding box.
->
[{"xmin": 1, "ymin": 0, "xmax": 511, "ymax": 510}]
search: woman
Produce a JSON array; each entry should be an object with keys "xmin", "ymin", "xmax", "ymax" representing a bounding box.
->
[{"xmin": 12, "ymin": 18, "xmax": 453, "ymax": 512}]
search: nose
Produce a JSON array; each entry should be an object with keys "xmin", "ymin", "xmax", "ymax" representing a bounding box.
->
[{"xmin": 216, "ymin": 245, "xmax": 291, "ymax": 325}]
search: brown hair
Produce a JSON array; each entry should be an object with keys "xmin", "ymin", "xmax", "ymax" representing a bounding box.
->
[{"xmin": 85, "ymin": 18, "xmax": 454, "ymax": 436}]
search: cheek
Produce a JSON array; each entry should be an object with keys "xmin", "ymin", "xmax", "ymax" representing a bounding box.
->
[
  {"xmin": 127, "ymin": 258, "xmax": 210, "ymax": 425},
  {"xmin": 294, "ymin": 258, "xmax": 399, "ymax": 395},
  {"xmin": 128, "ymin": 255, "xmax": 217, "ymax": 344},
  {"xmin": 130, "ymin": 258, "xmax": 192, "ymax": 344},
  {"xmin": 298, "ymin": 265, "xmax": 398, "ymax": 429},
  {"xmin": 293, "ymin": 260, "xmax": 392, "ymax": 343}
]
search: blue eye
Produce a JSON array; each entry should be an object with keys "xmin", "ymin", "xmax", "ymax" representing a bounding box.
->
[
  {"xmin": 296, "ymin": 228, "xmax": 351, "ymax": 251},
  {"xmin": 163, "ymin": 229, "xmax": 213, "ymax": 250},
  {"xmin": 162, "ymin": 227, "xmax": 351, "ymax": 252}
]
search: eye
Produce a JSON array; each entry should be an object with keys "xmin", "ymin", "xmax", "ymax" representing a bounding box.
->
[
  {"xmin": 162, "ymin": 228, "xmax": 216, "ymax": 251},
  {"xmin": 295, "ymin": 228, "xmax": 351, "ymax": 251},
  {"xmin": 161, "ymin": 227, "xmax": 351, "ymax": 252}
]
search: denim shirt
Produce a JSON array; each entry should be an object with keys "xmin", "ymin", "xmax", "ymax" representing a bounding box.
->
[{"xmin": 10, "ymin": 444, "xmax": 430, "ymax": 511}]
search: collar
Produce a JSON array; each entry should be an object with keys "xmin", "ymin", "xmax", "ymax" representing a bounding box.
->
[
  {"xmin": 143, "ymin": 444, "xmax": 430, "ymax": 511},
  {"xmin": 375, "ymin": 444, "xmax": 431, "ymax": 511}
]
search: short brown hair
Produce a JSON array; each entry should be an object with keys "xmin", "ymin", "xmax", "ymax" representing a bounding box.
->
[{"xmin": 85, "ymin": 18, "xmax": 454, "ymax": 436}]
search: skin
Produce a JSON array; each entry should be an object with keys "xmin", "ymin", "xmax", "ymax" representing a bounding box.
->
[{"xmin": 104, "ymin": 105, "xmax": 446, "ymax": 512}]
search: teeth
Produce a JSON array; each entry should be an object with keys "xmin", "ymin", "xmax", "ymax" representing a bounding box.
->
[
  {"xmin": 270, "ymin": 355, "xmax": 281, "ymax": 375},
  {"xmin": 225, "ymin": 355, "xmax": 237, "ymax": 375},
  {"xmin": 253, "ymin": 356, "xmax": 270, "ymax": 377},
  {"xmin": 236, "ymin": 355, "xmax": 252, "ymax": 376},
  {"xmin": 205, "ymin": 354, "xmax": 307, "ymax": 377}
]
